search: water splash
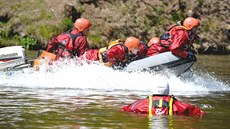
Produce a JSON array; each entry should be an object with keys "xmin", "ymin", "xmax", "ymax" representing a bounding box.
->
[{"xmin": 0, "ymin": 58, "xmax": 229, "ymax": 96}]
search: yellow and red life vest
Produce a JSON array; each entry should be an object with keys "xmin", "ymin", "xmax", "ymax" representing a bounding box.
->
[
  {"xmin": 98, "ymin": 39, "xmax": 128, "ymax": 63},
  {"xmin": 33, "ymin": 50, "xmax": 56, "ymax": 70},
  {"xmin": 148, "ymin": 95, "xmax": 174, "ymax": 117}
]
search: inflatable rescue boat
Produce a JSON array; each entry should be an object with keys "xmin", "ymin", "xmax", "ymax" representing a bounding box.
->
[
  {"xmin": 0, "ymin": 46, "xmax": 195, "ymax": 77},
  {"xmin": 125, "ymin": 51, "xmax": 195, "ymax": 76}
]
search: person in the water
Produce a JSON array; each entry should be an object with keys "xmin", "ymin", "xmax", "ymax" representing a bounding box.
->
[{"xmin": 122, "ymin": 81, "xmax": 205, "ymax": 116}]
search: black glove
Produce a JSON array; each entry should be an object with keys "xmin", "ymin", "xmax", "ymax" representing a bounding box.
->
[{"xmin": 187, "ymin": 52, "xmax": 197, "ymax": 61}]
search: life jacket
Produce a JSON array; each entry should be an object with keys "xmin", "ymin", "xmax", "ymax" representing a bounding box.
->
[
  {"xmin": 98, "ymin": 39, "xmax": 129, "ymax": 63},
  {"xmin": 140, "ymin": 41, "xmax": 149, "ymax": 51},
  {"xmin": 33, "ymin": 50, "xmax": 56, "ymax": 69},
  {"xmin": 159, "ymin": 26, "xmax": 187, "ymax": 48},
  {"xmin": 127, "ymin": 95, "xmax": 175, "ymax": 116},
  {"xmin": 51, "ymin": 30, "xmax": 82, "ymax": 58},
  {"xmin": 148, "ymin": 95, "xmax": 174, "ymax": 116}
]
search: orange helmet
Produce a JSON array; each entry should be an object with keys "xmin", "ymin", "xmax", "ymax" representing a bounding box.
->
[
  {"xmin": 183, "ymin": 17, "xmax": 200, "ymax": 30},
  {"xmin": 124, "ymin": 37, "xmax": 141, "ymax": 51},
  {"xmin": 74, "ymin": 18, "xmax": 91, "ymax": 32},
  {"xmin": 148, "ymin": 37, "xmax": 160, "ymax": 47}
]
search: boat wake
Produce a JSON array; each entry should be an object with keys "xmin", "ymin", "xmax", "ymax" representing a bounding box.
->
[{"xmin": 0, "ymin": 58, "xmax": 229, "ymax": 96}]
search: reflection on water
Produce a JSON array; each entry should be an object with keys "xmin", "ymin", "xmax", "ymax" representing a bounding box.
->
[
  {"xmin": 195, "ymin": 55, "xmax": 230, "ymax": 83},
  {"xmin": 0, "ymin": 55, "xmax": 230, "ymax": 128},
  {"xmin": 0, "ymin": 87, "xmax": 229, "ymax": 129}
]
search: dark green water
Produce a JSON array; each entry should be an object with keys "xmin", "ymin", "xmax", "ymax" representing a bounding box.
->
[{"xmin": 0, "ymin": 54, "xmax": 230, "ymax": 129}]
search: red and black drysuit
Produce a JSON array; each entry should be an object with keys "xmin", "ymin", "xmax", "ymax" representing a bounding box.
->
[
  {"xmin": 46, "ymin": 29, "xmax": 89, "ymax": 60},
  {"xmin": 86, "ymin": 44, "xmax": 129, "ymax": 67},
  {"xmin": 86, "ymin": 41, "xmax": 148, "ymax": 67},
  {"xmin": 122, "ymin": 95, "xmax": 205, "ymax": 116},
  {"xmin": 147, "ymin": 26, "xmax": 197, "ymax": 59}
]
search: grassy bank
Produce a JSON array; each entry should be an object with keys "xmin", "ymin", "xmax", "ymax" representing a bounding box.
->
[{"xmin": 0, "ymin": 0, "xmax": 229, "ymax": 54}]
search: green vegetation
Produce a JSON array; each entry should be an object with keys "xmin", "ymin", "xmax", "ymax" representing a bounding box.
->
[
  {"xmin": 40, "ymin": 10, "xmax": 52, "ymax": 20},
  {"xmin": 197, "ymin": 0, "xmax": 204, "ymax": 7},
  {"xmin": 38, "ymin": 25, "xmax": 59, "ymax": 40},
  {"xmin": 0, "ymin": 28, "xmax": 37, "ymax": 49},
  {"xmin": 20, "ymin": 36, "xmax": 37, "ymax": 50},
  {"xmin": 170, "ymin": 12, "xmax": 185, "ymax": 22},
  {"xmin": 76, "ymin": 0, "xmax": 86, "ymax": 14},
  {"xmin": 61, "ymin": 17, "xmax": 73, "ymax": 31},
  {"xmin": 0, "ymin": 0, "xmax": 229, "ymax": 53},
  {"xmin": 19, "ymin": 15, "xmax": 33, "ymax": 25}
]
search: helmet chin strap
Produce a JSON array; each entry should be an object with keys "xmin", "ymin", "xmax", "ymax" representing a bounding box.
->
[
  {"xmin": 130, "ymin": 48, "xmax": 138, "ymax": 55},
  {"xmin": 128, "ymin": 52, "xmax": 135, "ymax": 56}
]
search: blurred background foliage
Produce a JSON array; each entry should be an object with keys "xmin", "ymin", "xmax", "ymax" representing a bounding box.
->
[{"xmin": 0, "ymin": 0, "xmax": 229, "ymax": 54}]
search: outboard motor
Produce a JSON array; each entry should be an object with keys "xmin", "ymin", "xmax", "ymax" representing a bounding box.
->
[{"xmin": 0, "ymin": 46, "xmax": 28, "ymax": 71}]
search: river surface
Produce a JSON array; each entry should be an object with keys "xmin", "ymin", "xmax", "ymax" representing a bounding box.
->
[{"xmin": 0, "ymin": 53, "xmax": 230, "ymax": 129}]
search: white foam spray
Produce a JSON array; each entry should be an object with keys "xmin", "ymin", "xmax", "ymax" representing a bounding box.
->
[{"xmin": 0, "ymin": 58, "xmax": 229, "ymax": 96}]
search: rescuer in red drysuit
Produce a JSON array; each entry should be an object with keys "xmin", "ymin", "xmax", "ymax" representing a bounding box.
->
[
  {"xmin": 46, "ymin": 18, "xmax": 91, "ymax": 60},
  {"xmin": 147, "ymin": 17, "xmax": 200, "ymax": 61},
  {"xmin": 85, "ymin": 37, "xmax": 144, "ymax": 68},
  {"xmin": 122, "ymin": 82, "xmax": 205, "ymax": 116}
]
